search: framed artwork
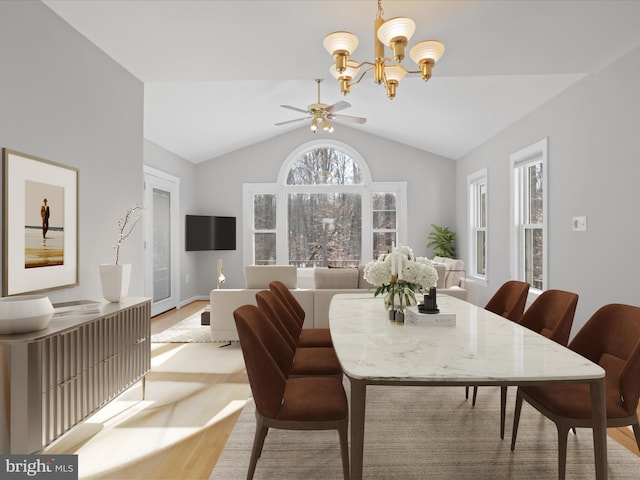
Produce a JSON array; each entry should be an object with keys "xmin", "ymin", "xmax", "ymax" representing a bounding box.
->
[{"xmin": 2, "ymin": 149, "xmax": 79, "ymax": 296}]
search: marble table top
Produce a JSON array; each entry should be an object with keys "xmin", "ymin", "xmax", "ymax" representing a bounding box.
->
[{"xmin": 329, "ymin": 293, "xmax": 604, "ymax": 383}]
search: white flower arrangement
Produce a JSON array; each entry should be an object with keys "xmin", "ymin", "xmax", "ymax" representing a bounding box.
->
[
  {"xmin": 363, "ymin": 245, "xmax": 438, "ymax": 309},
  {"xmin": 113, "ymin": 205, "xmax": 143, "ymax": 265}
]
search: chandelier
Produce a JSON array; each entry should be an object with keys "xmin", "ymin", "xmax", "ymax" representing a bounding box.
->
[{"xmin": 323, "ymin": 0, "xmax": 445, "ymax": 99}]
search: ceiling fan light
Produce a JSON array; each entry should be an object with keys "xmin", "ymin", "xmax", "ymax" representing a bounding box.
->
[
  {"xmin": 310, "ymin": 118, "xmax": 318, "ymax": 133},
  {"xmin": 322, "ymin": 118, "xmax": 333, "ymax": 132}
]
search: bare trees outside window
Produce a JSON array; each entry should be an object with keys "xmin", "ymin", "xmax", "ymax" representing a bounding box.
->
[{"xmin": 245, "ymin": 141, "xmax": 405, "ymax": 268}]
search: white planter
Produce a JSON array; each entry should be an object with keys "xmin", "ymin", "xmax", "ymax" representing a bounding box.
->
[{"xmin": 99, "ymin": 264, "xmax": 131, "ymax": 302}]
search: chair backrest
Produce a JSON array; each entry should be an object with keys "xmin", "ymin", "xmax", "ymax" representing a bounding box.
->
[
  {"xmin": 255, "ymin": 290, "xmax": 300, "ymax": 350},
  {"xmin": 269, "ymin": 280, "xmax": 305, "ymax": 326},
  {"xmin": 233, "ymin": 304, "xmax": 291, "ymax": 417},
  {"xmin": 569, "ymin": 303, "xmax": 640, "ymax": 415},
  {"xmin": 518, "ymin": 289, "xmax": 578, "ymax": 346},
  {"xmin": 485, "ymin": 280, "xmax": 530, "ymax": 322}
]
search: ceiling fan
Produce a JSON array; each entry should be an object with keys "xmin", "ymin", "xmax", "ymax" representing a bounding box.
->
[{"xmin": 275, "ymin": 79, "xmax": 367, "ymax": 132}]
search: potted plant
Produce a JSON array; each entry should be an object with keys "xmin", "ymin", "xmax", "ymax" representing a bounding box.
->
[
  {"xmin": 427, "ymin": 224, "xmax": 456, "ymax": 258},
  {"xmin": 99, "ymin": 205, "xmax": 143, "ymax": 302}
]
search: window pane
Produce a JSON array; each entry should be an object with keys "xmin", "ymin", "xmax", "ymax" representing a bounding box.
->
[
  {"xmin": 373, "ymin": 232, "xmax": 395, "ymax": 259},
  {"xmin": 479, "ymin": 183, "xmax": 487, "ymax": 228},
  {"xmin": 372, "ymin": 193, "xmax": 396, "ymax": 229},
  {"xmin": 525, "ymin": 227, "xmax": 543, "ymax": 289},
  {"xmin": 254, "ymin": 194, "xmax": 276, "ymax": 230},
  {"xmin": 255, "ymin": 233, "xmax": 276, "ymax": 265},
  {"xmin": 288, "ymin": 192, "xmax": 361, "ymax": 267},
  {"xmin": 527, "ymin": 163, "xmax": 543, "ymax": 224},
  {"xmin": 286, "ymin": 148, "xmax": 363, "ymax": 185},
  {"xmin": 476, "ymin": 230, "xmax": 486, "ymax": 275},
  {"xmin": 373, "ymin": 211, "xmax": 396, "ymax": 229}
]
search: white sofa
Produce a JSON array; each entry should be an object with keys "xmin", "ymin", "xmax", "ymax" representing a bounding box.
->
[{"xmin": 209, "ymin": 263, "xmax": 476, "ymax": 342}]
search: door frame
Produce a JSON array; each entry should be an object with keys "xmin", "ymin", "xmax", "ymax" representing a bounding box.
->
[{"xmin": 143, "ymin": 165, "xmax": 180, "ymax": 317}]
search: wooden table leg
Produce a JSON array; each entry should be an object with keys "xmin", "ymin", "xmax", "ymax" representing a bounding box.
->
[
  {"xmin": 590, "ymin": 377, "xmax": 608, "ymax": 480},
  {"xmin": 349, "ymin": 378, "xmax": 367, "ymax": 480}
]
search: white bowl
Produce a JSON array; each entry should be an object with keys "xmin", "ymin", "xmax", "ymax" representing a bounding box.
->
[{"xmin": 0, "ymin": 295, "xmax": 54, "ymax": 334}]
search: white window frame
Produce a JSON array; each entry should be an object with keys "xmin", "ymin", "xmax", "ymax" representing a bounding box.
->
[
  {"xmin": 243, "ymin": 140, "xmax": 407, "ymax": 267},
  {"xmin": 467, "ymin": 167, "xmax": 488, "ymax": 286},
  {"xmin": 510, "ymin": 138, "xmax": 548, "ymax": 294}
]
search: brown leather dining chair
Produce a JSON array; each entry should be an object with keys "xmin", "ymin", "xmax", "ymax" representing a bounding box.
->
[
  {"xmin": 473, "ymin": 288, "xmax": 579, "ymax": 440},
  {"xmin": 467, "ymin": 280, "xmax": 531, "ymax": 405},
  {"xmin": 511, "ymin": 303, "xmax": 640, "ymax": 480},
  {"xmin": 233, "ymin": 304, "xmax": 350, "ymax": 480},
  {"xmin": 485, "ymin": 280, "xmax": 531, "ymax": 322},
  {"xmin": 255, "ymin": 289, "xmax": 342, "ymax": 378},
  {"xmin": 269, "ymin": 280, "xmax": 333, "ymax": 348}
]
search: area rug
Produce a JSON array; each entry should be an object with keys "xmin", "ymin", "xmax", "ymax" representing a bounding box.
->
[
  {"xmin": 211, "ymin": 384, "xmax": 640, "ymax": 479},
  {"xmin": 151, "ymin": 309, "xmax": 212, "ymax": 343}
]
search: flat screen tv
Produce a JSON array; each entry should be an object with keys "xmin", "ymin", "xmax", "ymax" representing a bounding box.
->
[{"xmin": 185, "ymin": 215, "xmax": 236, "ymax": 251}]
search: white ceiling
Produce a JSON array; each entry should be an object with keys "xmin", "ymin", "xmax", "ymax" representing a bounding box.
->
[{"xmin": 42, "ymin": 0, "xmax": 640, "ymax": 164}]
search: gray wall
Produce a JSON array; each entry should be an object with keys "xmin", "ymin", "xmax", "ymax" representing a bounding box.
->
[
  {"xmin": 194, "ymin": 125, "xmax": 456, "ymax": 290},
  {"xmin": 455, "ymin": 44, "xmax": 640, "ymax": 336},
  {"xmin": 0, "ymin": 1, "xmax": 144, "ymax": 302}
]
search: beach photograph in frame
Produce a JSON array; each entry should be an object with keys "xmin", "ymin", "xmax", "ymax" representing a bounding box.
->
[{"xmin": 3, "ymin": 149, "xmax": 78, "ymax": 296}]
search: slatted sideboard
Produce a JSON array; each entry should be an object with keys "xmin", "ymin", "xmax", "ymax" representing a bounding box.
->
[{"xmin": 0, "ymin": 297, "xmax": 151, "ymax": 454}]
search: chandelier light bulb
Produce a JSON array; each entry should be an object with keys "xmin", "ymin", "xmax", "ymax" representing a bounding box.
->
[
  {"xmin": 330, "ymin": 60, "xmax": 361, "ymax": 95},
  {"xmin": 324, "ymin": 31, "xmax": 359, "ymax": 73},
  {"xmin": 410, "ymin": 40, "xmax": 445, "ymax": 64},
  {"xmin": 376, "ymin": 17, "xmax": 416, "ymax": 61},
  {"xmin": 410, "ymin": 40, "xmax": 445, "ymax": 81}
]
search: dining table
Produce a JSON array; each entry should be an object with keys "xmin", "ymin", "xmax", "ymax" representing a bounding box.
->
[{"xmin": 328, "ymin": 293, "xmax": 608, "ymax": 480}]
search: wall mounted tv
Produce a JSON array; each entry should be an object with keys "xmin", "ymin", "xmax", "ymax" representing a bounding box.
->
[{"xmin": 185, "ymin": 215, "xmax": 236, "ymax": 251}]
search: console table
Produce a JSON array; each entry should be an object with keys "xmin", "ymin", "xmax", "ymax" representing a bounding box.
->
[{"xmin": 0, "ymin": 297, "xmax": 151, "ymax": 454}]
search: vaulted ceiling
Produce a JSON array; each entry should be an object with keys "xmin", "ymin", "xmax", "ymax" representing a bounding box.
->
[{"xmin": 43, "ymin": 0, "xmax": 640, "ymax": 164}]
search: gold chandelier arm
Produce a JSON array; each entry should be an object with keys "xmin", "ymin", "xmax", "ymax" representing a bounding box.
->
[{"xmin": 350, "ymin": 65, "xmax": 375, "ymax": 86}]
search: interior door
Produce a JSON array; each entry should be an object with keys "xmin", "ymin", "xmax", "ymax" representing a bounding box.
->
[{"xmin": 143, "ymin": 166, "xmax": 180, "ymax": 316}]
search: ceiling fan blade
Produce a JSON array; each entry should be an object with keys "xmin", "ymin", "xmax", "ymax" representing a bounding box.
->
[
  {"xmin": 275, "ymin": 117, "xmax": 310, "ymax": 126},
  {"xmin": 280, "ymin": 104, "xmax": 309, "ymax": 114},
  {"xmin": 326, "ymin": 101, "xmax": 351, "ymax": 113},
  {"xmin": 332, "ymin": 114, "xmax": 367, "ymax": 125}
]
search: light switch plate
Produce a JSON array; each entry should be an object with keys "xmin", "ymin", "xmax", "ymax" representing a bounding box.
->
[{"xmin": 572, "ymin": 216, "xmax": 587, "ymax": 231}]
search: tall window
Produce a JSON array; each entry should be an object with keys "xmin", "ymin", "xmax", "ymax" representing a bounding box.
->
[
  {"xmin": 468, "ymin": 168, "xmax": 487, "ymax": 281},
  {"xmin": 243, "ymin": 140, "xmax": 406, "ymax": 267},
  {"xmin": 510, "ymin": 138, "xmax": 547, "ymax": 291}
]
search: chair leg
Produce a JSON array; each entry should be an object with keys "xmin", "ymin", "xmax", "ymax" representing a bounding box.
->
[
  {"xmin": 500, "ymin": 385, "xmax": 508, "ymax": 439},
  {"xmin": 472, "ymin": 386, "xmax": 478, "ymax": 407},
  {"xmin": 247, "ymin": 416, "xmax": 269, "ymax": 480},
  {"xmin": 338, "ymin": 420, "xmax": 350, "ymax": 480},
  {"xmin": 556, "ymin": 422, "xmax": 570, "ymax": 480},
  {"xmin": 465, "ymin": 385, "xmax": 469, "ymax": 399},
  {"xmin": 510, "ymin": 389, "xmax": 523, "ymax": 451}
]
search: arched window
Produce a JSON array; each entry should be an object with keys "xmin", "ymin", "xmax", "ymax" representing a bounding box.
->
[{"xmin": 243, "ymin": 140, "xmax": 406, "ymax": 267}]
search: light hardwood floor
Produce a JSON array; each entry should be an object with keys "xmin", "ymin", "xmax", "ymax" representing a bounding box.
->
[{"xmin": 44, "ymin": 300, "xmax": 639, "ymax": 480}]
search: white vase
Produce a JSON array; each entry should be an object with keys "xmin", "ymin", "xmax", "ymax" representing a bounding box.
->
[{"xmin": 99, "ymin": 264, "xmax": 131, "ymax": 302}]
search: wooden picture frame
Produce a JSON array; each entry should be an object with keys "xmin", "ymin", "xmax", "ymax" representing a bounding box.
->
[{"xmin": 2, "ymin": 149, "xmax": 79, "ymax": 296}]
